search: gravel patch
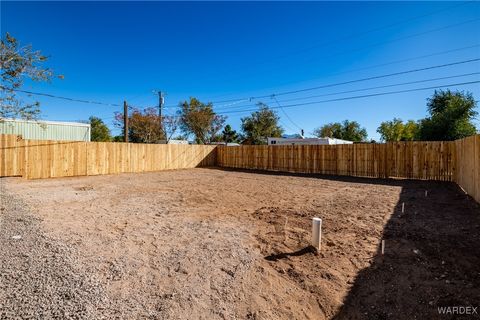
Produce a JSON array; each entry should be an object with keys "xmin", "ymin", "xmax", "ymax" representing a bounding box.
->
[{"xmin": 0, "ymin": 182, "xmax": 113, "ymax": 319}]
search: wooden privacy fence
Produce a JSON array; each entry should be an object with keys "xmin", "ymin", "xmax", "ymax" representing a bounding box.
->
[
  {"xmin": 454, "ymin": 135, "xmax": 480, "ymax": 203},
  {"xmin": 217, "ymin": 142, "xmax": 456, "ymax": 180},
  {"xmin": 1, "ymin": 135, "xmax": 216, "ymax": 179},
  {"xmin": 217, "ymin": 136, "xmax": 480, "ymax": 203},
  {"xmin": 1, "ymin": 134, "xmax": 479, "ymax": 203}
]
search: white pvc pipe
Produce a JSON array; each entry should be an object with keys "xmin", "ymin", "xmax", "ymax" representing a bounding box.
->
[
  {"xmin": 402, "ymin": 202, "xmax": 405, "ymax": 213},
  {"xmin": 425, "ymin": 190, "xmax": 428, "ymax": 197},
  {"xmin": 312, "ymin": 217, "xmax": 322, "ymax": 250},
  {"xmin": 381, "ymin": 240, "xmax": 385, "ymax": 255}
]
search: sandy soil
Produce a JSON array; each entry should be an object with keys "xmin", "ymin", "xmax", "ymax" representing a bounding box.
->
[{"xmin": 3, "ymin": 168, "xmax": 480, "ymax": 319}]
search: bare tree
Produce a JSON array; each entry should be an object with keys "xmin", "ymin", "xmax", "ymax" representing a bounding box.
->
[{"xmin": 162, "ymin": 115, "xmax": 180, "ymax": 143}]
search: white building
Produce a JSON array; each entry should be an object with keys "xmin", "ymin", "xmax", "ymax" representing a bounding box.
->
[
  {"xmin": 209, "ymin": 142, "xmax": 241, "ymax": 146},
  {"xmin": 267, "ymin": 137, "xmax": 353, "ymax": 146},
  {"xmin": 159, "ymin": 139, "xmax": 189, "ymax": 145}
]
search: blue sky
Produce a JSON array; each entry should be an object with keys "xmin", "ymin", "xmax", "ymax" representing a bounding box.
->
[{"xmin": 2, "ymin": 1, "xmax": 479, "ymax": 140}]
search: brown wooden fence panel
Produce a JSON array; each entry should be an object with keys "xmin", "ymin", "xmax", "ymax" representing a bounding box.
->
[
  {"xmin": 23, "ymin": 140, "xmax": 88, "ymax": 179},
  {"xmin": 217, "ymin": 141, "xmax": 457, "ymax": 181},
  {"xmin": 0, "ymin": 134, "xmax": 24, "ymax": 177},
  {"xmin": 476, "ymin": 135, "xmax": 480, "ymax": 202},
  {"xmin": 0, "ymin": 136, "xmax": 217, "ymax": 179},
  {"xmin": 218, "ymin": 136, "xmax": 480, "ymax": 200},
  {"xmin": 453, "ymin": 135, "xmax": 479, "ymax": 203}
]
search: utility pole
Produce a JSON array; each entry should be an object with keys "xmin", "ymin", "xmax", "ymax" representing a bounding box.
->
[
  {"xmin": 123, "ymin": 100, "xmax": 129, "ymax": 143},
  {"xmin": 158, "ymin": 91, "xmax": 164, "ymax": 119},
  {"xmin": 157, "ymin": 91, "xmax": 164, "ymax": 136}
]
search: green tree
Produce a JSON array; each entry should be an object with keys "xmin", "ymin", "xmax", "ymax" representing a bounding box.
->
[
  {"xmin": 221, "ymin": 124, "xmax": 239, "ymax": 143},
  {"xmin": 240, "ymin": 103, "xmax": 284, "ymax": 145},
  {"xmin": 89, "ymin": 116, "xmax": 112, "ymax": 142},
  {"xmin": 313, "ymin": 120, "xmax": 367, "ymax": 142},
  {"xmin": 418, "ymin": 90, "xmax": 478, "ymax": 141},
  {"xmin": 178, "ymin": 97, "xmax": 226, "ymax": 144},
  {"xmin": 1, "ymin": 33, "xmax": 61, "ymax": 120},
  {"xmin": 377, "ymin": 118, "xmax": 419, "ymax": 141},
  {"xmin": 112, "ymin": 135, "xmax": 124, "ymax": 142},
  {"xmin": 403, "ymin": 120, "xmax": 420, "ymax": 141},
  {"xmin": 313, "ymin": 122, "xmax": 342, "ymax": 140}
]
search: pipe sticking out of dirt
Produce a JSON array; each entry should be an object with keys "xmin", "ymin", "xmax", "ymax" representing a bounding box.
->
[{"xmin": 312, "ymin": 217, "xmax": 322, "ymax": 250}]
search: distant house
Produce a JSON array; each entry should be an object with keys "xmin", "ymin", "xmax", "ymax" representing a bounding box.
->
[
  {"xmin": 0, "ymin": 118, "xmax": 91, "ymax": 141},
  {"xmin": 267, "ymin": 137, "xmax": 353, "ymax": 146},
  {"xmin": 159, "ymin": 139, "xmax": 189, "ymax": 145},
  {"xmin": 209, "ymin": 142, "xmax": 241, "ymax": 146}
]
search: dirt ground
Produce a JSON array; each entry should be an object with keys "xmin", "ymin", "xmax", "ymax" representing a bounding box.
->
[{"xmin": 1, "ymin": 168, "xmax": 479, "ymax": 319}]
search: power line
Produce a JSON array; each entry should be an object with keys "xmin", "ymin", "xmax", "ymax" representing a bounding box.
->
[
  {"xmin": 272, "ymin": 95, "xmax": 303, "ymax": 131},
  {"xmin": 8, "ymin": 88, "xmax": 122, "ymax": 107},
  {"xmin": 214, "ymin": 72, "xmax": 480, "ymax": 112},
  {"xmin": 204, "ymin": 58, "xmax": 480, "ymax": 107},
  {"xmin": 278, "ymin": 119, "xmax": 296, "ymax": 132},
  {"xmin": 6, "ymin": 63, "xmax": 479, "ymax": 124},
  {"xmin": 163, "ymin": 45, "xmax": 480, "ymax": 109},
  {"xmin": 216, "ymin": 80, "xmax": 480, "ymax": 115},
  {"xmin": 249, "ymin": 58, "xmax": 480, "ymax": 98},
  {"xmin": 7, "ymin": 64, "xmax": 479, "ymax": 125},
  {"xmin": 134, "ymin": 81, "xmax": 480, "ymax": 119},
  {"xmin": 45, "ymin": 80, "xmax": 480, "ymax": 126}
]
